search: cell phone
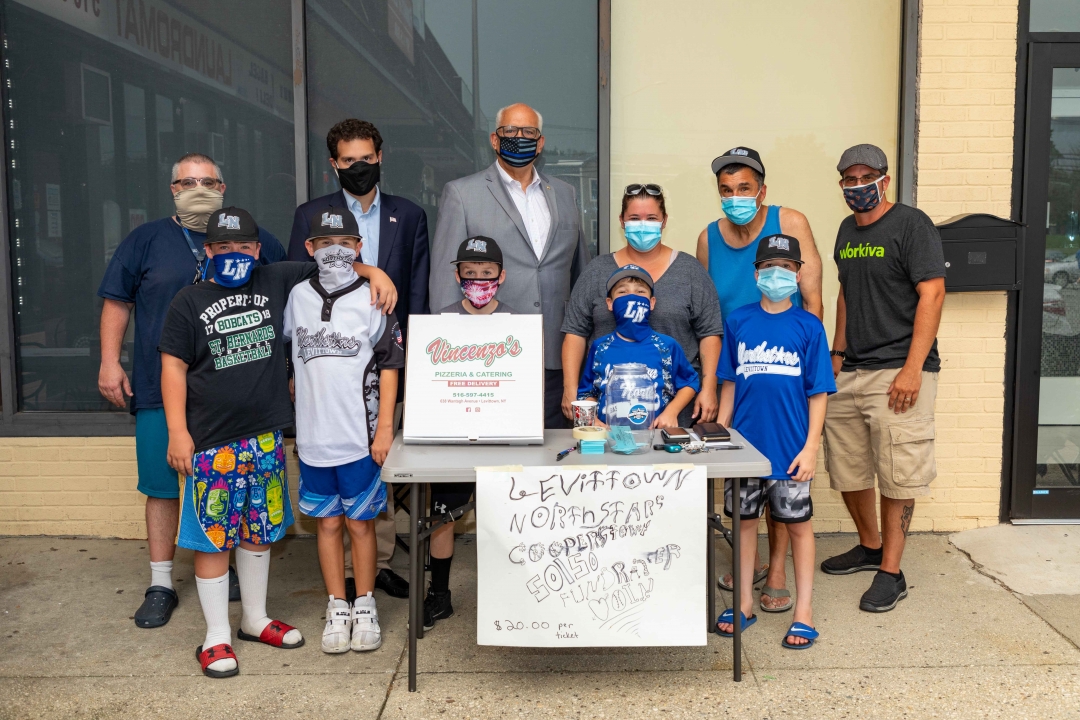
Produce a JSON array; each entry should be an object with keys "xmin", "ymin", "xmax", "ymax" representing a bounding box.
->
[
  {"xmin": 692, "ymin": 422, "xmax": 731, "ymax": 443},
  {"xmin": 661, "ymin": 427, "xmax": 693, "ymax": 445}
]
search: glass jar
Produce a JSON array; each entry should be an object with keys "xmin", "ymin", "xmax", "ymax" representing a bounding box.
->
[{"xmin": 604, "ymin": 363, "xmax": 656, "ymax": 454}]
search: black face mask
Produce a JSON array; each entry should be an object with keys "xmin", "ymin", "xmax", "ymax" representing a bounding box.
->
[{"xmin": 336, "ymin": 160, "xmax": 380, "ymax": 196}]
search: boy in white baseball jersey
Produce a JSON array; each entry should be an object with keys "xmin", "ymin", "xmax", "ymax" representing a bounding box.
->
[{"xmin": 283, "ymin": 206, "xmax": 405, "ymax": 653}]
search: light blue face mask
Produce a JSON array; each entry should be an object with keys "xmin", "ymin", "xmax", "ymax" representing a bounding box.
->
[
  {"xmin": 721, "ymin": 191, "xmax": 761, "ymax": 226},
  {"xmin": 756, "ymin": 266, "xmax": 799, "ymax": 303},
  {"xmin": 623, "ymin": 220, "xmax": 663, "ymax": 252}
]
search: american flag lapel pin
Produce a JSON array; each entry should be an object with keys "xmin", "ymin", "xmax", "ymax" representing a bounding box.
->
[{"xmin": 389, "ymin": 216, "xmax": 397, "ymax": 223}]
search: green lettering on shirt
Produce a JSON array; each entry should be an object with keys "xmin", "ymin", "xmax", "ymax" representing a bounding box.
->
[{"xmin": 837, "ymin": 241, "xmax": 885, "ymax": 260}]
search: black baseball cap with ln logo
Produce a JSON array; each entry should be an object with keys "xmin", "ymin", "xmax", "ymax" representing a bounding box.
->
[
  {"xmin": 755, "ymin": 233, "xmax": 803, "ymax": 267},
  {"xmin": 711, "ymin": 146, "xmax": 766, "ymax": 178},
  {"xmin": 304, "ymin": 205, "xmax": 362, "ymax": 242},
  {"xmin": 452, "ymin": 236, "xmax": 503, "ymax": 266},
  {"xmin": 205, "ymin": 206, "xmax": 259, "ymax": 244}
]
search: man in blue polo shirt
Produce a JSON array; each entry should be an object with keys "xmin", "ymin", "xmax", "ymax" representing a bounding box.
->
[{"xmin": 97, "ymin": 153, "xmax": 287, "ymax": 629}]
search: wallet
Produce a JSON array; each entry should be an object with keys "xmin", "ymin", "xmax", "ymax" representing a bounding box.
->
[
  {"xmin": 661, "ymin": 427, "xmax": 693, "ymax": 445},
  {"xmin": 692, "ymin": 422, "xmax": 731, "ymax": 443}
]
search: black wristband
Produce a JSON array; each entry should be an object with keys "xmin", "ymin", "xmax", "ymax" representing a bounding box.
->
[{"xmin": 830, "ymin": 350, "xmax": 846, "ymax": 358}]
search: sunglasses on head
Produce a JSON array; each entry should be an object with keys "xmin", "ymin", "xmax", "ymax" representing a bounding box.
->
[{"xmin": 625, "ymin": 183, "xmax": 663, "ymax": 196}]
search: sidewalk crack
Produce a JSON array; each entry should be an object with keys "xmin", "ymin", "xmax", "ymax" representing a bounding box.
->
[{"xmin": 376, "ymin": 639, "xmax": 408, "ymax": 718}]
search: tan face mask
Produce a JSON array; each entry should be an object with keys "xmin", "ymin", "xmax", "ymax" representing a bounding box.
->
[{"xmin": 173, "ymin": 186, "xmax": 224, "ymax": 232}]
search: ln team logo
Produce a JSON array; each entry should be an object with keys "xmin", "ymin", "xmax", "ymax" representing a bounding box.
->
[
  {"xmin": 218, "ymin": 257, "xmax": 252, "ymax": 280},
  {"xmin": 621, "ymin": 299, "xmax": 649, "ymax": 324},
  {"xmin": 217, "ymin": 214, "xmax": 241, "ymax": 230},
  {"xmin": 466, "ymin": 238, "xmax": 488, "ymax": 253},
  {"xmin": 321, "ymin": 212, "xmax": 344, "ymax": 229},
  {"xmin": 768, "ymin": 236, "xmax": 790, "ymax": 251}
]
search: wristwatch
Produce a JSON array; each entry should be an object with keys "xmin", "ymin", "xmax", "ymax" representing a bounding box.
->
[{"xmin": 830, "ymin": 350, "xmax": 846, "ymax": 358}]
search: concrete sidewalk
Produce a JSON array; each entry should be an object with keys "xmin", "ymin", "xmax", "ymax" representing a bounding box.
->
[{"xmin": 1, "ymin": 531, "xmax": 1078, "ymax": 719}]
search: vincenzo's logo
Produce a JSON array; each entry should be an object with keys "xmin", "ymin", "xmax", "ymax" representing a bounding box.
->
[
  {"xmin": 838, "ymin": 241, "xmax": 885, "ymax": 259},
  {"xmin": 426, "ymin": 335, "xmax": 522, "ymax": 368}
]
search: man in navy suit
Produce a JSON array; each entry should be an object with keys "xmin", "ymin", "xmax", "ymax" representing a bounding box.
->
[{"xmin": 289, "ymin": 119, "xmax": 430, "ymax": 600}]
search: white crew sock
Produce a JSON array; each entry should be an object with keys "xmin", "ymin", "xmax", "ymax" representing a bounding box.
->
[
  {"xmin": 235, "ymin": 546, "xmax": 301, "ymax": 645},
  {"xmin": 195, "ymin": 573, "xmax": 236, "ymax": 674},
  {"xmin": 150, "ymin": 560, "xmax": 173, "ymax": 590}
]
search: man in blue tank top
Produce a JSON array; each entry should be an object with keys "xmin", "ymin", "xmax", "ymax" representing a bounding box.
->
[{"xmin": 695, "ymin": 146, "xmax": 825, "ymax": 612}]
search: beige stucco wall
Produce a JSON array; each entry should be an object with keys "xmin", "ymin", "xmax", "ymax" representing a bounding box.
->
[{"xmin": 0, "ymin": 0, "xmax": 1018, "ymax": 539}]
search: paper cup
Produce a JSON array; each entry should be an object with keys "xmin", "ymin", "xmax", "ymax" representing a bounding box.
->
[{"xmin": 571, "ymin": 400, "xmax": 598, "ymax": 427}]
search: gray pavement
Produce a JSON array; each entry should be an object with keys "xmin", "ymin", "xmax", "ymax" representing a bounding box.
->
[{"xmin": 2, "ymin": 531, "xmax": 1079, "ymax": 719}]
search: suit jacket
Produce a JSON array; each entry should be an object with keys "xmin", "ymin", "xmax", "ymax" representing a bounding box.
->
[
  {"xmin": 429, "ymin": 162, "xmax": 590, "ymax": 369},
  {"xmin": 287, "ymin": 189, "xmax": 431, "ymax": 328}
]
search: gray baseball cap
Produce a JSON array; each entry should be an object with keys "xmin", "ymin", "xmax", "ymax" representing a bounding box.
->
[{"xmin": 837, "ymin": 144, "xmax": 888, "ymax": 175}]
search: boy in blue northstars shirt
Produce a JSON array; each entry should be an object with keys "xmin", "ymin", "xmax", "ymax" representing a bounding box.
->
[
  {"xmin": 577, "ymin": 265, "xmax": 700, "ymax": 429},
  {"xmin": 715, "ymin": 234, "xmax": 835, "ymax": 650}
]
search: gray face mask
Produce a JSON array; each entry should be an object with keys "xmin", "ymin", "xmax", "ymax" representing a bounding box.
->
[
  {"xmin": 173, "ymin": 187, "xmax": 224, "ymax": 231},
  {"xmin": 313, "ymin": 244, "xmax": 358, "ymax": 292}
]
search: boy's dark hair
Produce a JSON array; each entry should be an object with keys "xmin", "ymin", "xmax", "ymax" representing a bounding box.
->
[
  {"xmin": 610, "ymin": 276, "xmax": 653, "ymax": 298},
  {"xmin": 326, "ymin": 119, "xmax": 383, "ymax": 159}
]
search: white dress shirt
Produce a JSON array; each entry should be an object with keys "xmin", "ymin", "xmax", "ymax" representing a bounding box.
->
[
  {"xmin": 497, "ymin": 162, "xmax": 551, "ymax": 260},
  {"xmin": 344, "ymin": 186, "xmax": 381, "ymax": 267}
]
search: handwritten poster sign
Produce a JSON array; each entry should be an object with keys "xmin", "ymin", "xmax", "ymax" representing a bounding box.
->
[
  {"xmin": 403, "ymin": 314, "xmax": 544, "ymax": 442},
  {"xmin": 476, "ymin": 465, "xmax": 706, "ymax": 647}
]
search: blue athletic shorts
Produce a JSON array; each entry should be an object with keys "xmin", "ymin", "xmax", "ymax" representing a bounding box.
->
[
  {"xmin": 298, "ymin": 455, "xmax": 386, "ymax": 521},
  {"xmin": 177, "ymin": 431, "xmax": 294, "ymax": 553},
  {"xmin": 135, "ymin": 408, "xmax": 181, "ymax": 499}
]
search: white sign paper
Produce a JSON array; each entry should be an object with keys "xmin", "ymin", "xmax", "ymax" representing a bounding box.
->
[
  {"xmin": 403, "ymin": 314, "xmax": 543, "ymax": 442},
  {"xmin": 476, "ymin": 465, "xmax": 706, "ymax": 647}
]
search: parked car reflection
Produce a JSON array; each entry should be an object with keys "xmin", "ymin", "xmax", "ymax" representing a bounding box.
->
[{"xmin": 1045, "ymin": 250, "xmax": 1080, "ymax": 287}]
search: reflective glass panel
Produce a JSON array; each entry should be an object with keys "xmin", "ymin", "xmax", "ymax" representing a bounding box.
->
[
  {"xmin": 1030, "ymin": 0, "xmax": 1080, "ymax": 33},
  {"xmin": 305, "ymin": 0, "xmax": 599, "ymax": 253},
  {"xmin": 1, "ymin": 0, "xmax": 294, "ymax": 410},
  {"xmin": 1037, "ymin": 67, "xmax": 1080, "ymax": 487}
]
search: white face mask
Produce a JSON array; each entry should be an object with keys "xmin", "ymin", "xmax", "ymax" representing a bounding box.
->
[{"xmin": 313, "ymin": 244, "xmax": 358, "ymax": 292}]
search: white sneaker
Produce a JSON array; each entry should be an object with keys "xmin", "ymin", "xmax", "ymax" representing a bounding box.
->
[
  {"xmin": 351, "ymin": 593, "xmax": 382, "ymax": 652},
  {"xmin": 321, "ymin": 596, "xmax": 352, "ymax": 654}
]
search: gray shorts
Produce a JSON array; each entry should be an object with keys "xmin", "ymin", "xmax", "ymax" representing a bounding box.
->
[{"xmin": 724, "ymin": 478, "xmax": 812, "ymax": 524}]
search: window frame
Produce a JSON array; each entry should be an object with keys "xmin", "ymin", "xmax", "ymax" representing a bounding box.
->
[{"xmin": 0, "ymin": 0, "xmax": 610, "ymax": 435}]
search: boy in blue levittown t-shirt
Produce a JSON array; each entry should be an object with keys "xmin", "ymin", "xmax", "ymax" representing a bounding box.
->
[
  {"xmin": 715, "ymin": 234, "xmax": 835, "ymax": 650},
  {"xmin": 577, "ymin": 265, "xmax": 700, "ymax": 429}
]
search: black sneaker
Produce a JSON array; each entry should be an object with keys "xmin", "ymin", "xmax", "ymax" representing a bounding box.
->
[
  {"xmin": 228, "ymin": 565, "xmax": 241, "ymax": 602},
  {"xmin": 423, "ymin": 590, "xmax": 454, "ymax": 631},
  {"xmin": 820, "ymin": 545, "xmax": 882, "ymax": 575},
  {"xmin": 859, "ymin": 571, "xmax": 908, "ymax": 612}
]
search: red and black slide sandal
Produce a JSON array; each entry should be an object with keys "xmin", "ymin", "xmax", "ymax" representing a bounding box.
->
[
  {"xmin": 236, "ymin": 620, "xmax": 305, "ymax": 649},
  {"xmin": 196, "ymin": 643, "xmax": 239, "ymax": 679}
]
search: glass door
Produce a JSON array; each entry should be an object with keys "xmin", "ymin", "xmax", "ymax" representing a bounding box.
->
[{"xmin": 1015, "ymin": 43, "xmax": 1080, "ymax": 519}]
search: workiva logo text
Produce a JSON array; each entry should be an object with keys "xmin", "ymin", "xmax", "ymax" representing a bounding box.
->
[{"xmin": 838, "ymin": 241, "xmax": 885, "ymax": 259}]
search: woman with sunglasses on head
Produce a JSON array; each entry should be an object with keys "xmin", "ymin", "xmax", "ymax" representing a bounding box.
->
[{"xmin": 561, "ymin": 183, "xmax": 723, "ymax": 428}]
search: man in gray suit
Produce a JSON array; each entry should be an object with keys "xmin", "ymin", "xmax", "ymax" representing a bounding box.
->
[{"xmin": 430, "ymin": 102, "xmax": 590, "ymax": 428}]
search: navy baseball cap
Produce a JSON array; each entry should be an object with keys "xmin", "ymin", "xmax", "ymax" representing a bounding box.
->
[
  {"xmin": 755, "ymin": 234, "xmax": 803, "ymax": 266},
  {"xmin": 606, "ymin": 264, "xmax": 654, "ymax": 295}
]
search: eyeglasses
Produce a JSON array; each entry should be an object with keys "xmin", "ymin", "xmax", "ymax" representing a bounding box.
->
[
  {"xmin": 625, "ymin": 183, "xmax": 663, "ymax": 196},
  {"xmin": 840, "ymin": 172, "xmax": 884, "ymax": 188},
  {"xmin": 495, "ymin": 125, "xmax": 542, "ymax": 139},
  {"xmin": 171, "ymin": 177, "xmax": 222, "ymax": 190}
]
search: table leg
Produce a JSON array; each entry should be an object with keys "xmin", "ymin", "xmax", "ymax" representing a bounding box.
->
[
  {"xmin": 706, "ymin": 478, "xmax": 716, "ymax": 634},
  {"xmin": 408, "ymin": 482, "xmax": 419, "ymax": 692},
  {"xmin": 732, "ymin": 478, "xmax": 742, "ymax": 683},
  {"xmin": 417, "ymin": 483, "xmax": 427, "ymax": 640}
]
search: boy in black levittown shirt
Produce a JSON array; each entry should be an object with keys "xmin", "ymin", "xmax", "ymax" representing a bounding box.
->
[{"xmin": 159, "ymin": 207, "xmax": 398, "ymax": 678}]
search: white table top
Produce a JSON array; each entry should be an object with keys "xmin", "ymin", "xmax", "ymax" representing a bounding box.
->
[{"xmin": 382, "ymin": 429, "xmax": 771, "ymax": 482}]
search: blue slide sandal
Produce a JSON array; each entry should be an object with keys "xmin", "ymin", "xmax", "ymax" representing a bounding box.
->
[
  {"xmin": 715, "ymin": 608, "xmax": 757, "ymax": 637},
  {"xmin": 781, "ymin": 622, "xmax": 819, "ymax": 649}
]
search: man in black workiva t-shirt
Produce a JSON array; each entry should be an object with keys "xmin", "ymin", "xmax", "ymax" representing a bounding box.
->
[{"xmin": 821, "ymin": 144, "xmax": 946, "ymax": 614}]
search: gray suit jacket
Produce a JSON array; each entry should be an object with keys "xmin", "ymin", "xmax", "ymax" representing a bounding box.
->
[{"xmin": 429, "ymin": 162, "xmax": 591, "ymax": 369}]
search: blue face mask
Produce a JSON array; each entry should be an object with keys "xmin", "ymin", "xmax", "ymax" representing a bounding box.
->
[
  {"xmin": 498, "ymin": 135, "xmax": 539, "ymax": 168},
  {"xmin": 721, "ymin": 191, "xmax": 761, "ymax": 226},
  {"xmin": 623, "ymin": 220, "xmax": 663, "ymax": 252},
  {"xmin": 756, "ymin": 266, "xmax": 799, "ymax": 303},
  {"xmin": 212, "ymin": 252, "xmax": 255, "ymax": 288},
  {"xmin": 612, "ymin": 294, "xmax": 653, "ymax": 342},
  {"xmin": 842, "ymin": 176, "xmax": 885, "ymax": 213}
]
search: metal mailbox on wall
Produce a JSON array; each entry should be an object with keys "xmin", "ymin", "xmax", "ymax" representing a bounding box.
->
[{"xmin": 936, "ymin": 214, "xmax": 1022, "ymax": 292}]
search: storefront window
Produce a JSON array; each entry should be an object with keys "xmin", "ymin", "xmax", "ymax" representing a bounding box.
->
[
  {"xmin": 1, "ymin": 0, "xmax": 294, "ymax": 411},
  {"xmin": 1030, "ymin": 0, "xmax": 1080, "ymax": 33},
  {"xmin": 304, "ymin": 0, "xmax": 599, "ymax": 254}
]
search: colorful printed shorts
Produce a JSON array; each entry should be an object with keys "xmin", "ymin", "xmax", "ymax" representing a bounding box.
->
[
  {"xmin": 724, "ymin": 477, "xmax": 813, "ymax": 524},
  {"xmin": 177, "ymin": 430, "xmax": 294, "ymax": 553},
  {"xmin": 298, "ymin": 455, "xmax": 386, "ymax": 521}
]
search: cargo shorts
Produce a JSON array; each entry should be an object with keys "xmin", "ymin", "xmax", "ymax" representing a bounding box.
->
[{"xmin": 823, "ymin": 368, "xmax": 938, "ymax": 500}]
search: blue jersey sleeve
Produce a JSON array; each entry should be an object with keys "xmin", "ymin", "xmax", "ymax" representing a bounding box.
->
[
  {"xmin": 803, "ymin": 320, "xmax": 837, "ymax": 397},
  {"xmin": 98, "ymin": 230, "xmax": 143, "ymax": 302},
  {"xmin": 577, "ymin": 341, "xmax": 601, "ymax": 400},
  {"xmin": 716, "ymin": 317, "xmax": 738, "ymax": 383},
  {"xmin": 669, "ymin": 340, "xmax": 701, "ymax": 393}
]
